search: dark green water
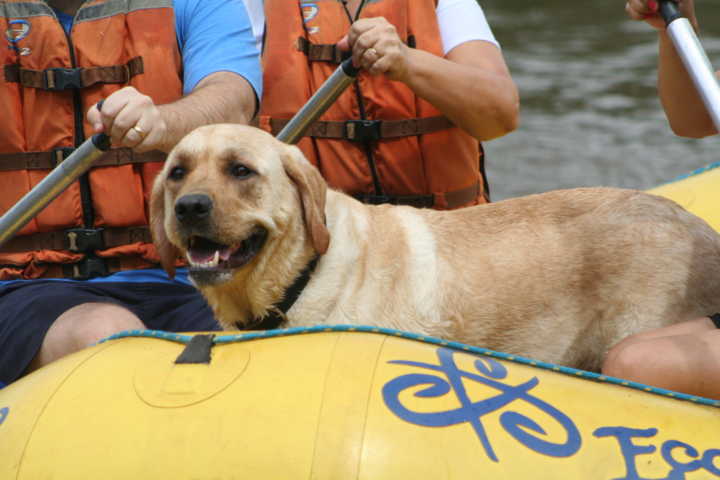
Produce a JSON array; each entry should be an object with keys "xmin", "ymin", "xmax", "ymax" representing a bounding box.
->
[{"xmin": 481, "ymin": 1, "xmax": 720, "ymax": 200}]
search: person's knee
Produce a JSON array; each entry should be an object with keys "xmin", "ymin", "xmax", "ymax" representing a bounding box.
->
[
  {"xmin": 58, "ymin": 302, "xmax": 145, "ymax": 348},
  {"xmin": 30, "ymin": 302, "xmax": 145, "ymax": 372},
  {"xmin": 602, "ymin": 339, "xmax": 657, "ymax": 382}
]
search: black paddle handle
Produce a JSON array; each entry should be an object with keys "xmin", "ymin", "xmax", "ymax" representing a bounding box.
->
[
  {"xmin": 93, "ymin": 99, "xmax": 112, "ymax": 151},
  {"xmin": 659, "ymin": 0, "xmax": 682, "ymax": 26},
  {"xmin": 340, "ymin": 57, "xmax": 360, "ymax": 77}
]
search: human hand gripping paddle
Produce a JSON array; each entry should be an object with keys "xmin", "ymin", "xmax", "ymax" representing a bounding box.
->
[
  {"xmin": 659, "ymin": 0, "xmax": 720, "ymax": 131},
  {"xmin": 0, "ymin": 58, "xmax": 360, "ymax": 249}
]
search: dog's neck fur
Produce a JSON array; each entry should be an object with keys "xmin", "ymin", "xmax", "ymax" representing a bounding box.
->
[{"xmin": 203, "ymin": 211, "xmax": 317, "ymax": 329}]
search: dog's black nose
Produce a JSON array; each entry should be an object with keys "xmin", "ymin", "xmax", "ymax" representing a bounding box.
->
[{"xmin": 175, "ymin": 194, "xmax": 213, "ymax": 225}]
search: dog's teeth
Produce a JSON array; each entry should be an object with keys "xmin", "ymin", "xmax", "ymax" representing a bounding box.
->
[{"xmin": 186, "ymin": 250, "xmax": 221, "ymax": 268}]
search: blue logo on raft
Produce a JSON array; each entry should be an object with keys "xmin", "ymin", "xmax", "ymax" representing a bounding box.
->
[
  {"xmin": 382, "ymin": 347, "xmax": 720, "ymax": 479},
  {"xmin": 382, "ymin": 347, "xmax": 581, "ymax": 462},
  {"xmin": 0, "ymin": 407, "xmax": 8, "ymax": 426}
]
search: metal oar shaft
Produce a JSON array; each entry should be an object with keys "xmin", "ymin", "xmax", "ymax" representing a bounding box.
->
[
  {"xmin": 0, "ymin": 133, "xmax": 110, "ymax": 248},
  {"xmin": 277, "ymin": 58, "xmax": 359, "ymax": 144},
  {"xmin": 0, "ymin": 58, "xmax": 359, "ymax": 250},
  {"xmin": 660, "ymin": 0, "xmax": 720, "ymax": 131}
]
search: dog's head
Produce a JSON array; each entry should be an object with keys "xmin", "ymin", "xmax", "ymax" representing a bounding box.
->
[{"xmin": 150, "ymin": 124, "xmax": 329, "ymax": 286}]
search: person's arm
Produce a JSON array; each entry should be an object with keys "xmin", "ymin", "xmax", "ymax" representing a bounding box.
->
[
  {"xmin": 87, "ymin": 72, "xmax": 255, "ymax": 153},
  {"xmin": 626, "ymin": 0, "xmax": 718, "ymax": 138},
  {"xmin": 400, "ymin": 41, "xmax": 519, "ymax": 142},
  {"xmin": 87, "ymin": 0, "xmax": 261, "ymax": 152},
  {"xmin": 657, "ymin": 30, "xmax": 719, "ymax": 138},
  {"xmin": 338, "ymin": 18, "xmax": 519, "ymax": 142}
]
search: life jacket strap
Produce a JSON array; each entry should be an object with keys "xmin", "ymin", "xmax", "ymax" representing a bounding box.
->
[
  {"xmin": 296, "ymin": 36, "xmax": 416, "ymax": 63},
  {"xmin": 354, "ymin": 181, "xmax": 481, "ymax": 210},
  {"xmin": 4, "ymin": 56, "xmax": 144, "ymax": 91},
  {"xmin": 0, "ymin": 148, "xmax": 164, "ymax": 172},
  {"xmin": 0, "ymin": 226, "xmax": 153, "ymax": 254},
  {"xmin": 267, "ymin": 116, "xmax": 455, "ymax": 141}
]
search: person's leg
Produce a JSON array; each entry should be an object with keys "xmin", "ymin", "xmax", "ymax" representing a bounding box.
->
[
  {"xmin": 0, "ymin": 279, "xmax": 219, "ymax": 386},
  {"xmin": 26, "ymin": 302, "xmax": 144, "ymax": 374},
  {"xmin": 127, "ymin": 281, "xmax": 220, "ymax": 333},
  {"xmin": 602, "ymin": 316, "xmax": 720, "ymax": 399},
  {"xmin": 0, "ymin": 281, "xmax": 147, "ymax": 385}
]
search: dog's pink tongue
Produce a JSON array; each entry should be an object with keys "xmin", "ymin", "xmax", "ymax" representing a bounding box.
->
[
  {"xmin": 189, "ymin": 250, "xmax": 217, "ymax": 264},
  {"xmin": 219, "ymin": 246, "xmax": 236, "ymax": 261}
]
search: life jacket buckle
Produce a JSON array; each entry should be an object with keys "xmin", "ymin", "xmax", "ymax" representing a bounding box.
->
[
  {"xmin": 44, "ymin": 67, "xmax": 82, "ymax": 91},
  {"xmin": 345, "ymin": 120, "xmax": 381, "ymax": 143},
  {"xmin": 65, "ymin": 228, "xmax": 105, "ymax": 253},
  {"xmin": 50, "ymin": 147, "xmax": 75, "ymax": 168},
  {"xmin": 63, "ymin": 255, "xmax": 109, "ymax": 279}
]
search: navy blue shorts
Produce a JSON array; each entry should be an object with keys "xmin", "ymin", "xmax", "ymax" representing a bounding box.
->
[{"xmin": 0, "ymin": 280, "xmax": 220, "ymax": 385}]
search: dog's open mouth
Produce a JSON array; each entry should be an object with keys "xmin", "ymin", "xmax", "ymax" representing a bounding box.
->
[{"xmin": 185, "ymin": 227, "xmax": 268, "ymax": 272}]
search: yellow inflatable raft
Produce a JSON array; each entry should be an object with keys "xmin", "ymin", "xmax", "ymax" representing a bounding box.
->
[
  {"xmin": 1, "ymin": 326, "xmax": 719, "ymax": 479},
  {"xmin": 0, "ymin": 163, "xmax": 718, "ymax": 479},
  {"xmin": 649, "ymin": 161, "xmax": 720, "ymax": 232}
]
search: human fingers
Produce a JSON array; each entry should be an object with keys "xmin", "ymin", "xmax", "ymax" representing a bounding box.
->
[
  {"xmin": 86, "ymin": 88, "xmax": 137, "ymax": 134},
  {"xmin": 86, "ymin": 102, "xmax": 104, "ymax": 133},
  {"xmin": 336, "ymin": 35, "xmax": 350, "ymax": 52},
  {"xmin": 106, "ymin": 89, "xmax": 160, "ymax": 149},
  {"xmin": 625, "ymin": 0, "xmax": 656, "ymax": 19},
  {"xmin": 88, "ymin": 86, "xmax": 139, "ymax": 140},
  {"xmin": 345, "ymin": 17, "xmax": 380, "ymax": 52},
  {"xmin": 626, "ymin": 0, "xmax": 665, "ymax": 29},
  {"xmin": 122, "ymin": 109, "xmax": 167, "ymax": 153},
  {"xmin": 352, "ymin": 18, "xmax": 408, "ymax": 76}
]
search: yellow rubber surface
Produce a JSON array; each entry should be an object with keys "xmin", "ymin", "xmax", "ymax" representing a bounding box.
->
[
  {"xmin": 649, "ymin": 163, "xmax": 720, "ymax": 232},
  {"xmin": 1, "ymin": 331, "xmax": 718, "ymax": 479}
]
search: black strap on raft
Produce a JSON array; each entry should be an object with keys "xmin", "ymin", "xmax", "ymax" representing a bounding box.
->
[
  {"xmin": 239, "ymin": 256, "xmax": 320, "ymax": 331},
  {"xmin": 174, "ymin": 334, "xmax": 216, "ymax": 364}
]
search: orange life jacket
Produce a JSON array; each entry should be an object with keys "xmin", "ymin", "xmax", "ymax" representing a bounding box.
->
[
  {"xmin": 260, "ymin": 0, "xmax": 489, "ymax": 210},
  {"xmin": 0, "ymin": 0, "xmax": 183, "ymax": 280}
]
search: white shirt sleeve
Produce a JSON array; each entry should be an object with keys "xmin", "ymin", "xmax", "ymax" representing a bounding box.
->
[
  {"xmin": 436, "ymin": 0, "xmax": 500, "ymax": 55},
  {"xmin": 241, "ymin": 0, "xmax": 266, "ymax": 54}
]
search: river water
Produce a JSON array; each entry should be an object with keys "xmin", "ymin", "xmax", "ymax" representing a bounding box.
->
[{"xmin": 481, "ymin": 0, "xmax": 720, "ymax": 200}]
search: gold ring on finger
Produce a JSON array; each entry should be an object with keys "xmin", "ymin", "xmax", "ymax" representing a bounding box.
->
[
  {"xmin": 131, "ymin": 125, "xmax": 147, "ymax": 138},
  {"xmin": 366, "ymin": 47, "xmax": 378, "ymax": 58}
]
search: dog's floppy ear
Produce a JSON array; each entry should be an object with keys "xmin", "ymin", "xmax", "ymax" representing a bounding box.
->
[
  {"xmin": 281, "ymin": 144, "xmax": 330, "ymax": 255},
  {"xmin": 149, "ymin": 173, "xmax": 180, "ymax": 278}
]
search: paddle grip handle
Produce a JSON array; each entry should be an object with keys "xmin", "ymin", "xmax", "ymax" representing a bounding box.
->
[
  {"xmin": 340, "ymin": 57, "xmax": 360, "ymax": 78},
  {"xmin": 659, "ymin": 1, "xmax": 682, "ymax": 25},
  {"xmin": 93, "ymin": 99, "xmax": 112, "ymax": 151}
]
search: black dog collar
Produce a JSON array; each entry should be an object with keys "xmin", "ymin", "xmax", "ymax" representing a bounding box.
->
[{"xmin": 237, "ymin": 256, "xmax": 320, "ymax": 331}]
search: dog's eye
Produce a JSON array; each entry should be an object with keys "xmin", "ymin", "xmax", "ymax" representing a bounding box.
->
[
  {"xmin": 168, "ymin": 166, "xmax": 186, "ymax": 181},
  {"xmin": 229, "ymin": 163, "xmax": 254, "ymax": 179}
]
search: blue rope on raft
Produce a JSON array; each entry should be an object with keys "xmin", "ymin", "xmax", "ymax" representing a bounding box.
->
[
  {"xmin": 100, "ymin": 324, "xmax": 720, "ymax": 409},
  {"xmin": 658, "ymin": 160, "xmax": 720, "ymax": 186}
]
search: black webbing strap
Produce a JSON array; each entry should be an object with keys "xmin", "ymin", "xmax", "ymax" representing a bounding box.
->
[
  {"xmin": 174, "ymin": 334, "xmax": 216, "ymax": 364},
  {"xmin": 267, "ymin": 116, "xmax": 454, "ymax": 142},
  {"xmin": 4, "ymin": 56, "xmax": 144, "ymax": 91},
  {"xmin": 296, "ymin": 35, "xmax": 416, "ymax": 63}
]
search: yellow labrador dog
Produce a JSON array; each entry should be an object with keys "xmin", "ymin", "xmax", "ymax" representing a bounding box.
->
[{"xmin": 150, "ymin": 124, "xmax": 720, "ymax": 371}]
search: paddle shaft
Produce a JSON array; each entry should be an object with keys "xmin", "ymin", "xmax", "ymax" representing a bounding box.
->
[
  {"xmin": 276, "ymin": 58, "xmax": 359, "ymax": 144},
  {"xmin": 0, "ymin": 59, "xmax": 359, "ymax": 250},
  {"xmin": 660, "ymin": 0, "xmax": 720, "ymax": 131},
  {"xmin": 0, "ymin": 133, "xmax": 111, "ymax": 249}
]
